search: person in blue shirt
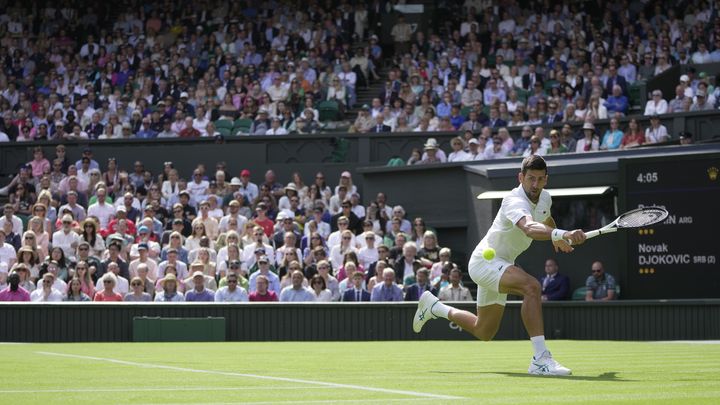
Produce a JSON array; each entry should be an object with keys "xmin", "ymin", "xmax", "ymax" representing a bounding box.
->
[
  {"xmin": 604, "ymin": 85, "xmax": 628, "ymax": 116},
  {"xmin": 449, "ymin": 105, "xmax": 465, "ymax": 129},
  {"xmin": 600, "ymin": 118, "xmax": 624, "ymax": 150},
  {"xmin": 136, "ymin": 118, "xmax": 158, "ymax": 139},
  {"xmin": 370, "ymin": 268, "xmax": 403, "ymax": 301},
  {"xmin": 435, "ymin": 92, "xmax": 453, "ymax": 118},
  {"xmin": 185, "ymin": 271, "xmax": 216, "ymax": 302}
]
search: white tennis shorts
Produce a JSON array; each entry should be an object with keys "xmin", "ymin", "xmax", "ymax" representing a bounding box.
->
[{"xmin": 468, "ymin": 253, "xmax": 512, "ymax": 307}]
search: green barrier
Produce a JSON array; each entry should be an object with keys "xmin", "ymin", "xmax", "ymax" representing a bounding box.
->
[{"xmin": 133, "ymin": 317, "xmax": 226, "ymax": 342}]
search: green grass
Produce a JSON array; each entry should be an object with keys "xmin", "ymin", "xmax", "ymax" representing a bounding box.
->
[{"xmin": 1, "ymin": 340, "xmax": 719, "ymax": 404}]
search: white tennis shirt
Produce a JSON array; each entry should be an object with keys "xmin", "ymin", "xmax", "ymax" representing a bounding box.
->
[{"xmin": 474, "ymin": 185, "xmax": 552, "ymax": 263}]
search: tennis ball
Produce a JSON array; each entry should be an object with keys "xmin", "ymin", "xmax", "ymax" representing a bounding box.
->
[{"xmin": 482, "ymin": 248, "xmax": 496, "ymax": 261}]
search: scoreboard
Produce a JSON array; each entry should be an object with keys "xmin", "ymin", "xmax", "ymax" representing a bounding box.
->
[{"xmin": 620, "ymin": 152, "xmax": 720, "ymax": 299}]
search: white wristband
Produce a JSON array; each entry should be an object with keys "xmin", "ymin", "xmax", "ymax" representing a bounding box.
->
[{"xmin": 551, "ymin": 229, "xmax": 567, "ymax": 242}]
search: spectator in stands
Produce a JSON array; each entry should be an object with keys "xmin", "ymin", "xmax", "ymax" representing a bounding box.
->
[
  {"xmin": 605, "ymin": 85, "xmax": 629, "ymax": 117},
  {"xmin": 690, "ymin": 90, "xmax": 714, "ymax": 111},
  {"xmin": 621, "ymin": 119, "xmax": 646, "ymax": 149},
  {"xmin": 645, "ymin": 115, "xmax": 670, "ymax": 144},
  {"xmin": 667, "ymin": 85, "xmax": 687, "ymax": 113},
  {"xmin": 124, "ymin": 277, "xmax": 152, "ymax": 302},
  {"xmin": 585, "ymin": 261, "xmax": 617, "ymax": 301},
  {"xmin": 404, "ymin": 268, "xmax": 437, "ymax": 301},
  {"xmin": 248, "ymin": 274, "xmax": 279, "ymax": 302},
  {"xmin": 539, "ymin": 258, "xmax": 570, "ymax": 301},
  {"xmin": 370, "ymin": 268, "xmax": 403, "ymax": 302},
  {"xmin": 644, "ymin": 90, "xmax": 668, "ymax": 116},
  {"xmin": 154, "ymin": 273, "xmax": 184, "ymax": 302},
  {"xmin": 576, "ymin": 123, "xmax": 600, "ymax": 153},
  {"xmin": 0, "ymin": 271, "xmax": 30, "ymax": 301},
  {"xmin": 93, "ymin": 272, "xmax": 123, "ymax": 302},
  {"xmin": 279, "ymin": 270, "xmax": 314, "ymax": 302},
  {"xmin": 185, "ymin": 271, "xmax": 215, "ymax": 302},
  {"xmin": 600, "ymin": 118, "xmax": 624, "ymax": 151},
  {"xmin": 438, "ymin": 267, "xmax": 472, "ymax": 302},
  {"xmin": 215, "ymin": 272, "xmax": 249, "ymax": 302}
]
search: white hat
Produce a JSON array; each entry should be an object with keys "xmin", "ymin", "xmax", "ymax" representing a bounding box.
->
[
  {"xmin": 680, "ymin": 74, "xmax": 689, "ymax": 82},
  {"xmin": 468, "ymin": 138, "xmax": 479, "ymax": 145},
  {"xmin": 230, "ymin": 177, "xmax": 242, "ymax": 186},
  {"xmin": 423, "ymin": 138, "xmax": 440, "ymax": 150},
  {"xmin": 180, "ymin": 92, "xmax": 189, "ymax": 98},
  {"xmin": 583, "ymin": 122, "xmax": 595, "ymax": 131}
]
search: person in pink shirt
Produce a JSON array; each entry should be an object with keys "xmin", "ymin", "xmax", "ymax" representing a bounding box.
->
[
  {"xmin": 28, "ymin": 147, "xmax": 51, "ymax": 179},
  {"xmin": 93, "ymin": 273, "xmax": 123, "ymax": 301},
  {"xmin": 0, "ymin": 272, "xmax": 31, "ymax": 301}
]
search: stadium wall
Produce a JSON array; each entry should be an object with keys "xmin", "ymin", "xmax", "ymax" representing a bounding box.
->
[{"xmin": 1, "ymin": 301, "xmax": 718, "ymax": 342}]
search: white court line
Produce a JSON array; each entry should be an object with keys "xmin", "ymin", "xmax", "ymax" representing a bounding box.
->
[
  {"xmin": 651, "ymin": 340, "xmax": 720, "ymax": 344},
  {"xmin": 0, "ymin": 387, "xmax": 331, "ymax": 394},
  {"xmin": 139, "ymin": 399, "xmax": 437, "ymax": 405},
  {"xmin": 37, "ymin": 351, "xmax": 463, "ymax": 400}
]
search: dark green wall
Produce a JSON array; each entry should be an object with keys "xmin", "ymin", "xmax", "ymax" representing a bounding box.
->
[{"xmin": 1, "ymin": 301, "xmax": 717, "ymax": 342}]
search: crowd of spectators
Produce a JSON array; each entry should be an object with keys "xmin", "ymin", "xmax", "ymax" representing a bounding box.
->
[
  {"xmin": 0, "ymin": 151, "xmax": 474, "ymax": 302},
  {"xmin": 348, "ymin": 0, "xmax": 715, "ymax": 156},
  {"xmin": 0, "ymin": 1, "xmax": 718, "ymax": 143},
  {"xmin": 0, "ymin": 0, "xmax": 389, "ymax": 140}
]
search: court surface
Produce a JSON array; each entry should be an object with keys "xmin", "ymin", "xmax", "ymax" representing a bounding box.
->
[{"xmin": 1, "ymin": 340, "xmax": 719, "ymax": 404}]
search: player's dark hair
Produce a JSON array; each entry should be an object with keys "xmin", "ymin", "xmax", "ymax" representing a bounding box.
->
[{"xmin": 521, "ymin": 155, "xmax": 548, "ymax": 174}]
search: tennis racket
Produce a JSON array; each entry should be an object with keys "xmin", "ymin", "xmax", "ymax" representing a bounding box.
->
[{"xmin": 582, "ymin": 206, "xmax": 669, "ymax": 241}]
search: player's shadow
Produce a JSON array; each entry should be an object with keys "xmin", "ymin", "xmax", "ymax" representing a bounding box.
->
[{"xmin": 431, "ymin": 371, "xmax": 632, "ymax": 382}]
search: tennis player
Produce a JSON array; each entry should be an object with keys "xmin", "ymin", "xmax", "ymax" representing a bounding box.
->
[{"xmin": 413, "ymin": 155, "xmax": 586, "ymax": 375}]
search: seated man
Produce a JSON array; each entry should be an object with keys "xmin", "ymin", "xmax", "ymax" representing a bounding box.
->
[
  {"xmin": 248, "ymin": 274, "xmax": 279, "ymax": 301},
  {"xmin": 370, "ymin": 268, "xmax": 403, "ymax": 301},
  {"xmin": 438, "ymin": 268, "xmax": 473, "ymax": 301},
  {"xmin": 539, "ymin": 258, "xmax": 570, "ymax": 301},
  {"xmin": 279, "ymin": 270, "xmax": 315, "ymax": 302},
  {"xmin": 404, "ymin": 268, "xmax": 437, "ymax": 301},
  {"xmin": 585, "ymin": 261, "xmax": 617, "ymax": 301},
  {"xmin": 214, "ymin": 272, "xmax": 249, "ymax": 302},
  {"xmin": 185, "ymin": 270, "xmax": 216, "ymax": 302}
]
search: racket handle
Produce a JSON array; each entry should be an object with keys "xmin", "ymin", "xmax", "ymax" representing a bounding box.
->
[{"xmin": 585, "ymin": 228, "xmax": 617, "ymax": 239}]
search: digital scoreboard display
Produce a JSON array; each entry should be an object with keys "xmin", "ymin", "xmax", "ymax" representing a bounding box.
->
[{"xmin": 621, "ymin": 152, "xmax": 720, "ymax": 299}]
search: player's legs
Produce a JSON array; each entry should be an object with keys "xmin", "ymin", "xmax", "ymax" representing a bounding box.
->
[
  {"xmin": 497, "ymin": 265, "xmax": 544, "ymax": 337},
  {"xmin": 448, "ymin": 303, "xmax": 504, "ymax": 341}
]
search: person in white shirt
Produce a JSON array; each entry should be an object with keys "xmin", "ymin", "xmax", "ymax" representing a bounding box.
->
[
  {"xmin": 438, "ymin": 268, "xmax": 473, "ymax": 301},
  {"xmin": 219, "ymin": 200, "xmax": 248, "ymax": 234},
  {"xmin": 186, "ymin": 169, "xmax": 209, "ymax": 200},
  {"xmin": 242, "ymin": 228, "xmax": 275, "ymax": 270},
  {"xmin": 0, "ymin": 228, "xmax": 16, "ymax": 268},
  {"xmin": 265, "ymin": 117, "xmax": 289, "ymax": 135},
  {"xmin": 357, "ymin": 231, "xmax": 379, "ymax": 269},
  {"xmin": 238, "ymin": 169, "xmax": 259, "ymax": 203},
  {"xmin": 645, "ymin": 115, "xmax": 670, "ymax": 144},
  {"xmin": 87, "ymin": 188, "xmax": 115, "ymax": 229},
  {"xmin": 643, "ymin": 90, "xmax": 668, "ymax": 116},
  {"xmin": 413, "ymin": 155, "xmax": 586, "ymax": 376},
  {"xmin": 0, "ymin": 204, "xmax": 23, "ymax": 235},
  {"xmin": 30, "ymin": 273, "xmax": 64, "ymax": 302},
  {"xmin": 52, "ymin": 214, "xmax": 81, "ymax": 260},
  {"xmin": 214, "ymin": 272, "xmax": 249, "ymax": 302},
  {"xmin": 192, "ymin": 106, "xmax": 210, "ymax": 136},
  {"xmin": 448, "ymin": 136, "xmax": 471, "ymax": 162}
]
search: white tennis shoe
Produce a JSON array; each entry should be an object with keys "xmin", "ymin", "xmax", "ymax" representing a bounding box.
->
[
  {"xmin": 413, "ymin": 291, "xmax": 438, "ymax": 333},
  {"xmin": 528, "ymin": 351, "xmax": 572, "ymax": 376}
]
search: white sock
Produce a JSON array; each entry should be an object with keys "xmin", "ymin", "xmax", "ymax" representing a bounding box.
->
[
  {"xmin": 530, "ymin": 336, "xmax": 547, "ymax": 358},
  {"xmin": 430, "ymin": 300, "xmax": 450, "ymax": 319}
]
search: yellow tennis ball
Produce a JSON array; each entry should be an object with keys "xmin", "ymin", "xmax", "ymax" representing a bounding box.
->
[{"xmin": 482, "ymin": 248, "xmax": 496, "ymax": 261}]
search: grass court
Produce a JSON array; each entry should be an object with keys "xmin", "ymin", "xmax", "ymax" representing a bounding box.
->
[{"xmin": 1, "ymin": 340, "xmax": 719, "ymax": 404}]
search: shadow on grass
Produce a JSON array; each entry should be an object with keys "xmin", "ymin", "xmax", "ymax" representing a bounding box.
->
[{"xmin": 431, "ymin": 371, "xmax": 634, "ymax": 382}]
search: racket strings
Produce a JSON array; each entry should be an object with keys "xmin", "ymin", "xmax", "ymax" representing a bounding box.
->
[{"xmin": 618, "ymin": 209, "xmax": 667, "ymax": 227}]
